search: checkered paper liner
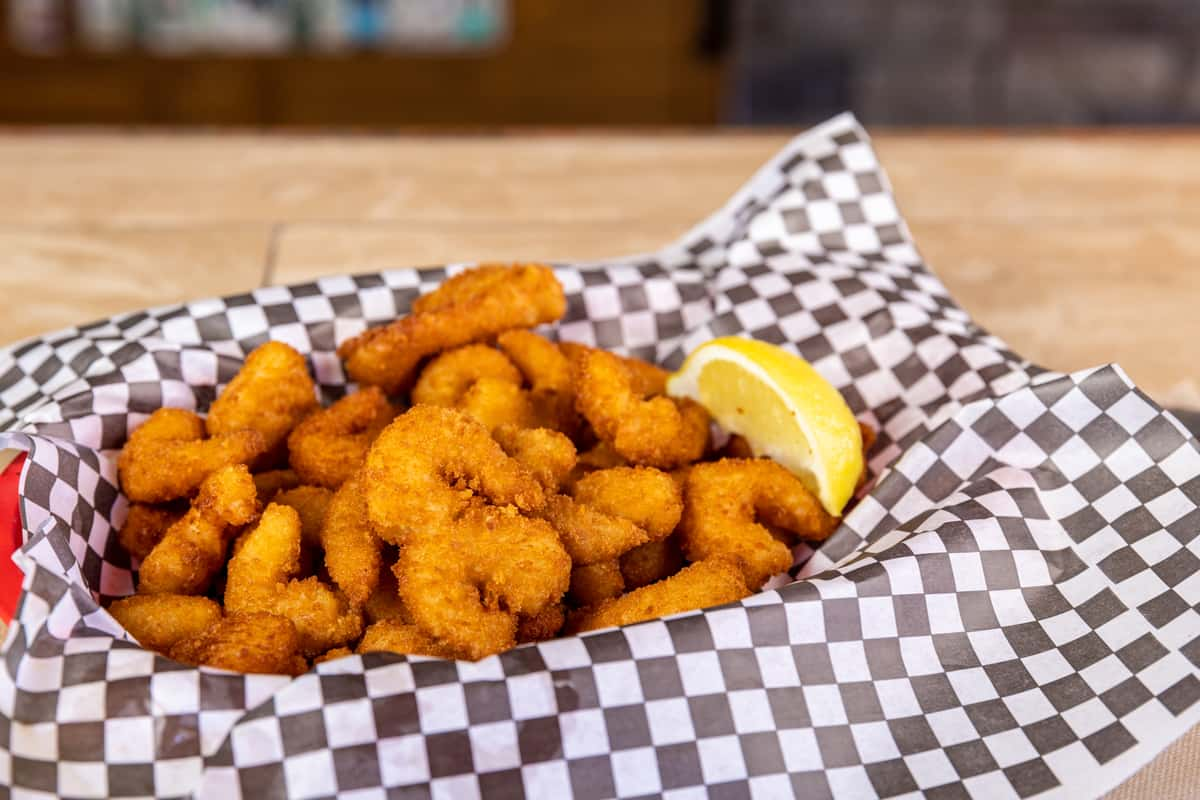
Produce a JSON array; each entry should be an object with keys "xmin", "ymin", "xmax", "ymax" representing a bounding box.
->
[{"xmin": 0, "ymin": 114, "xmax": 1198, "ymax": 800}]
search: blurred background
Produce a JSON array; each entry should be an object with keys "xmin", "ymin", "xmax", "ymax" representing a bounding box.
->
[{"xmin": 5, "ymin": 0, "xmax": 1200, "ymax": 128}]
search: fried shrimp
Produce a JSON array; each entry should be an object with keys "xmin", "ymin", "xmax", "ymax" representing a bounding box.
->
[
  {"xmin": 206, "ymin": 341, "xmax": 318, "ymax": 456},
  {"xmin": 517, "ymin": 603, "xmax": 565, "ymax": 643},
  {"xmin": 679, "ymin": 459, "xmax": 840, "ymax": 589},
  {"xmin": 314, "ymin": 647, "xmax": 353, "ymax": 665},
  {"xmin": 496, "ymin": 330, "xmax": 577, "ymax": 433},
  {"xmin": 253, "ymin": 468, "xmax": 303, "ymax": 499},
  {"xmin": 396, "ymin": 506, "xmax": 571, "ymax": 660},
  {"xmin": 272, "ymin": 485, "xmax": 332, "ymax": 548},
  {"xmin": 138, "ymin": 464, "xmax": 259, "ymax": 595},
  {"xmin": 364, "ymin": 555, "xmax": 411, "ymax": 624},
  {"xmin": 117, "ymin": 503, "xmax": 184, "ymax": 561},
  {"xmin": 574, "ymin": 349, "xmax": 709, "ymax": 469},
  {"xmin": 540, "ymin": 495, "xmax": 649, "ymax": 565},
  {"xmin": 287, "ymin": 386, "xmax": 394, "ymax": 488},
  {"xmin": 413, "ymin": 345, "xmax": 522, "ymax": 406},
  {"xmin": 620, "ymin": 536, "xmax": 684, "ymax": 590},
  {"xmin": 458, "ymin": 378, "xmax": 537, "ymax": 432},
  {"xmin": 363, "ymin": 406, "xmax": 545, "ymax": 544},
  {"xmin": 568, "ymin": 561, "xmax": 625, "ymax": 607},
  {"xmin": 118, "ymin": 408, "xmax": 265, "ymax": 503},
  {"xmin": 357, "ymin": 621, "xmax": 456, "ymax": 659},
  {"xmin": 493, "ymin": 425, "xmax": 577, "ymax": 493},
  {"xmin": 108, "ymin": 594, "xmax": 222, "ymax": 653},
  {"xmin": 571, "ymin": 466, "xmax": 682, "ymax": 539},
  {"xmin": 319, "ymin": 473, "xmax": 381, "ymax": 607},
  {"xmin": 560, "ymin": 343, "xmax": 668, "ymax": 396},
  {"xmin": 225, "ymin": 503, "xmax": 363, "ymax": 656},
  {"xmin": 338, "ymin": 263, "xmax": 566, "ymax": 394},
  {"xmin": 169, "ymin": 612, "xmax": 307, "ymax": 675},
  {"xmin": 571, "ymin": 557, "xmax": 750, "ymax": 633}
]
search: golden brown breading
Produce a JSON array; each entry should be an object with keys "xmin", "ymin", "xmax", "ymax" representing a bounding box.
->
[
  {"xmin": 571, "ymin": 557, "xmax": 750, "ymax": 633},
  {"xmin": 517, "ymin": 603, "xmax": 566, "ymax": 644},
  {"xmin": 571, "ymin": 466, "xmax": 682, "ymax": 539},
  {"xmin": 287, "ymin": 386, "xmax": 394, "ymax": 488},
  {"xmin": 225, "ymin": 503, "xmax": 363, "ymax": 657},
  {"xmin": 619, "ymin": 536, "xmax": 684, "ymax": 590},
  {"xmin": 412, "ymin": 345, "xmax": 523, "ymax": 407},
  {"xmin": 493, "ymin": 425, "xmax": 578, "ymax": 493},
  {"xmin": 108, "ymin": 594, "xmax": 222, "ymax": 653},
  {"xmin": 253, "ymin": 468, "xmax": 303, "ymax": 500},
  {"xmin": 568, "ymin": 561, "xmax": 625, "ymax": 607},
  {"xmin": 137, "ymin": 464, "xmax": 259, "ymax": 595},
  {"xmin": 314, "ymin": 647, "xmax": 354, "ymax": 665},
  {"xmin": 396, "ymin": 506, "xmax": 570, "ymax": 661},
  {"xmin": 363, "ymin": 406, "xmax": 544, "ymax": 545},
  {"xmin": 458, "ymin": 378, "xmax": 537, "ymax": 432},
  {"xmin": 678, "ymin": 459, "xmax": 839, "ymax": 589},
  {"xmin": 363, "ymin": 554, "xmax": 411, "ymax": 625},
  {"xmin": 338, "ymin": 263, "xmax": 566, "ymax": 394},
  {"xmin": 169, "ymin": 611, "xmax": 308, "ymax": 675},
  {"xmin": 271, "ymin": 485, "xmax": 333, "ymax": 549},
  {"xmin": 357, "ymin": 621, "xmax": 457, "ymax": 659},
  {"xmin": 319, "ymin": 473, "xmax": 381, "ymax": 607},
  {"xmin": 117, "ymin": 503, "xmax": 184, "ymax": 561},
  {"xmin": 573, "ymin": 349, "xmax": 708, "ymax": 469},
  {"xmin": 539, "ymin": 495, "xmax": 648, "ymax": 565},
  {"xmin": 118, "ymin": 408, "xmax": 265, "ymax": 503},
  {"xmin": 496, "ymin": 330, "xmax": 578, "ymax": 433},
  {"xmin": 206, "ymin": 341, "xmax": 318, "ymax": 455}
]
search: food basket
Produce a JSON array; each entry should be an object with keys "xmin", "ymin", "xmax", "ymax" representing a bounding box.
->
[{"xmin": 1, "ymin": 114, "xmax": 1198, "ymax": 799}]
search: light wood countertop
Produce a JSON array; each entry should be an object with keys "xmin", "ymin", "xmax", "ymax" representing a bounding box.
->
[
  {"xmin": 1, "ymin": 130, "xmax": 1196, "ymax": 410},
  {"xmin": 0, "ymin": 130, "xmax": 1197, "ymax": 798}
]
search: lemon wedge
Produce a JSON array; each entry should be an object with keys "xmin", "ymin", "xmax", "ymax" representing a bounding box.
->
[{"xmin": 666, "ymin": 337, "xmax": 863, "ymax": 515}]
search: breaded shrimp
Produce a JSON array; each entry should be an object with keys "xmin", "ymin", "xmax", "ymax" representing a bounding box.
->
[
  {"xmin": 314, "ymin": 647, "xmax": 354, "ymax": 665},
  {"xmin": 568, "ymin": 561, "xmax": 625, "ymax": 607},
  {"xmin": 253, "ymin": 468, "xmax": 303, "ymax": 500},
  {"xmin": 412, "ymin": 344, "xmax": 523, "ymax": 407},
  {"xmin": 363, "ymin": 406, "xmax": 544, "ymax": 545},
  {"xmin": 169, "ymin": 612, "xmax": 307, "ymax": 675},
  {"xmin": 117, "ymin": 503, "xmax": 184, "ymax": 561},
  {"xmin": 206, "ymin": 341, "xmax": 318, "ymax": 456},
  {"xmin": 493, "ymin": 424, "xmax": 577, "ymax": 493},
  {"xmin": 564, "ymin": 441, "xmax": 628, "ymax": 489},
  {"xmin": 571, "ymin": 557, "xmax": 750, "ymax": 633},
  {"xmin": 574, "ymin": 349, "xmax": 709, "ymax": 469},
  {"xmin": 108, "ymin": 594, "xmax": 222, "ymax": 653},
  {"xmin": 560, "ymin": 343, "xmax": 668, "ymax": 396},
  {"xmin": 517, "ymin": 603, "xmax": 565, "ymax": 644},
  {"xmin": 571, "ymin": 466, "xmax": 682, "ymax": 539},
  {"xmin": 225, "ymin": 503, "xmax": 363, "ymax": 656},
  {"xmin": 287, "ymin": 386, "xmax": 394, "ymax": 488},
  {"xmin": 118, "ymin": 408, "xmax": 265, "ymax": 503},
  {"xmin": 496, "ymin": 330, "xmax": 578, "ymax": 433},
  {"xmin": 357, "ymin": 621, "xmax": 457, "ymax": 659},
  {"xmin": 396, "ymin": 506, "xmax": 571, "ymax": 661},
  {"xmin": 338, "ymin": 263, "xmax": 566, "ymax": 394},
  {"xmin": 679, "ymin": 459, "xmax": 840, "ymax": 589},
  {"xmin": 620, "ymin": 536, "xmax": 684, "ymax": 590},
  {"xmin": 458, "ymin": 378, "xmax": 537, "ymax": 432},
  {"xmin": 319, "ymin": 473, "xmax": 381, "ymax": 607},
  {"xmin": 138, "ymin": 464, "xmax": 259, "ymax": 595},
  {"xmin": 272, "ymin": 485, "xmax": 332, "ymax": 548},
  {"xmin": 539, "ymin": 495, "xmax": 648, "ymax": 565},
  {"xmin": 364, "ymin": 554, "xmax": 411, "ymax": 625}
]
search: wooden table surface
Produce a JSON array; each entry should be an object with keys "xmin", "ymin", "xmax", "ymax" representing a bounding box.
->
[
  {"xmin": 1, "ymin": 131, "xmax": 1198, "ymax": 413},
  {"xmin": 1, "ymin": 130, "xmax": 1198, "ymax": 797}
]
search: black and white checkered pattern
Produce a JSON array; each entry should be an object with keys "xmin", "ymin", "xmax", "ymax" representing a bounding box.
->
[{"xmin": 1, "ymin": 113, "xmax": 1197, "ymax": 799}]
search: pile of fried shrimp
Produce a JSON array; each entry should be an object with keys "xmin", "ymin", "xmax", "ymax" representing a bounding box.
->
[{"xmin": 107, "ymin": 263, "xmax": 873, "ymax": 674}]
